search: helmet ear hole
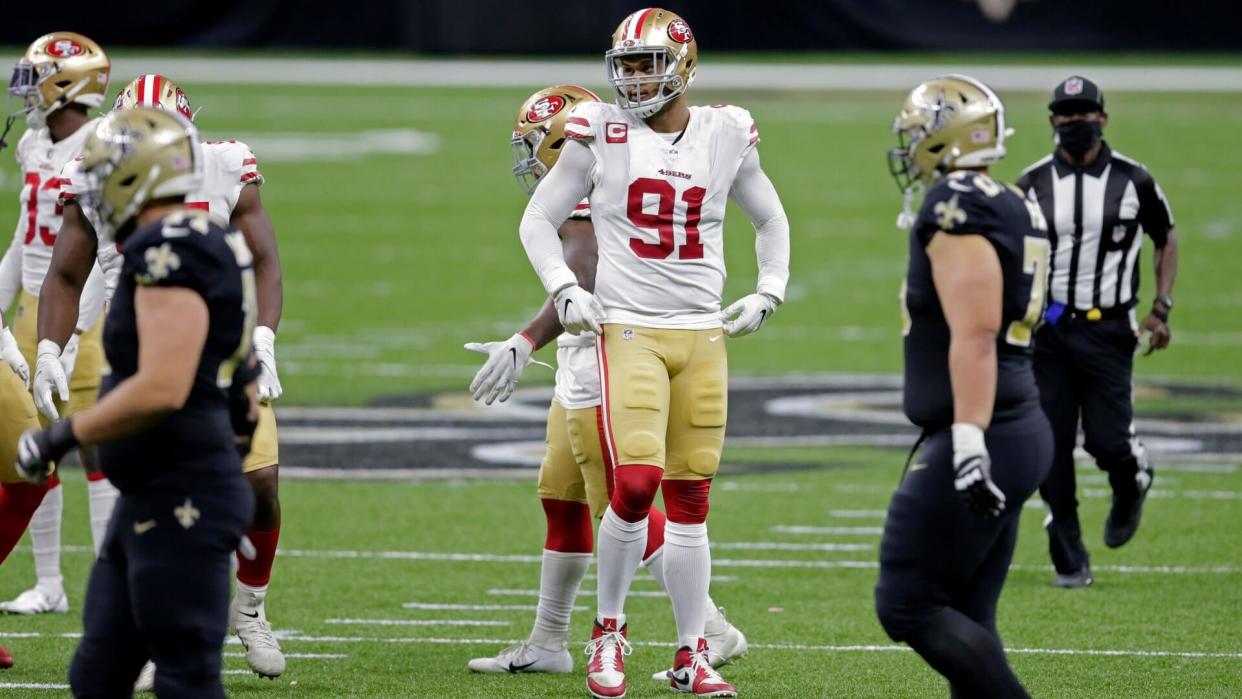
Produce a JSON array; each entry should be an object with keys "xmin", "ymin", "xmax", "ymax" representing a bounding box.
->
[
  {"xmin": 119, "ymin": 175, "xmax": 137, "ymax": 187},
  {"xmin": 927, "ymin": 144, "xmax": 945, "ymax": 154},
  {"xmin": 55, "ymin": 80, "xmax": 71, "ymax": 88},
  {"xmin": 548, "ymin": 138, "xmax": 565, "ymax": 151}
]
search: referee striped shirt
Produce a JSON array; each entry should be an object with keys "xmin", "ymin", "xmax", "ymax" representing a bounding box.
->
[{"xmin": 1017, "ymin": 143, "xmax": 1174, "ymax": 315}]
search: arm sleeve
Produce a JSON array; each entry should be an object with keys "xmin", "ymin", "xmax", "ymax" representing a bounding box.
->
[
  {"xmin": 74, "ymin": 263, "xmax": 106, "ymax": 332},
  {"xmin": 0, "ymin": 233, "xmax": 21, "ymax": 310},
  {"xmin": 98, "ymin": 242, "xmax": 122, "ymax": 303},
  {"xmin": 729, "ymin": 148, "xmax": 790, "ymax": 303},
  {"xmin": 518, "ymin": 140, "xmax": 596, "ymax": 295},
  {"xmin": 1135, "ymin": 170, "xmax": 1174, "ymax": 246}
]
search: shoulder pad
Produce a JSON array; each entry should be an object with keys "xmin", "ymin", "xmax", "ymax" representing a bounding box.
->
[
  {"xmin": 706, "ymin": 104, "xmax": 759, "ymax": 150},
  {"xmin": 203, "ymin": 139, "xmax": 263, "ymax": 186},
  {"xmin": 563, "ymin": 102, "xmax": 611, "ymax": 142}
]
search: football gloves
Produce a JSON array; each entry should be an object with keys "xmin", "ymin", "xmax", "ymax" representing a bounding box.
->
[
  {"xmin": 465, "ymin": 333, "xmax": 550, "ymax": 405},
  {"xmin": 60, "ymin": 334, "xmax": 80, "ymax": 381},
  {"xmin": 721, "ymin": 293, "xmax": 779, "ymax": 338},
  {"xmin": 16, "ymin": 420, "xmax": 78, "ymax": 485},
  {"xmin": 32, "ymin": 339, "xmax": 69, "ymax": 421},
  {"xmin": 253, "ymin": 326, "xmax": 283, "ymax": 402},
  {"xmin": 0, "ymin": 327, "xmax": 28, "ymax": 385},
  {"xmin": 553, "ymin": 284, "xmax": 604, "ymax": 336},
  {"xmin": 951, "ymin": 422, "xmax": 1006, "ymax": 518}
]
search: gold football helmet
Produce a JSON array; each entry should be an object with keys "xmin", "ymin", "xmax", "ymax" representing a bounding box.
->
[
  {"xmin": 605, "ymin": 8, "xmax": 697, "ymax": 118},
  {"xmin": 113, "ymin": 74, "xmax": 194, "ymax": 120},
  {"xmin": 511, "ymin": 84, "xmax": 601, "ymax": 194},
  {"xmin": 78, "ymin": 108, "xmax": 202, "ymax": 241},
  {"xmin": 8, "ymin": 32, "xmax": 110, "ymax": 129},
  {"xmin": 888, "ymin": 74, "xmax": 1009, "ymax": 193}
]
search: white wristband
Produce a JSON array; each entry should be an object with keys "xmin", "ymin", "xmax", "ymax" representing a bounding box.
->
[
  {"xmin": 951, "ymin": 422, "xmax": 986, "ymax": 454},
  {"xmin": 36, "ymin": 338, "xmax": 62, "ymax": 359}
]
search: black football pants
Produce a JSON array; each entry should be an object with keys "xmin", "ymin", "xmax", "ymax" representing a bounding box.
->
[
  {"xmin": 875, "ymin": 412, "xmax": 1052, "ymax": 698},
  {"xmin": 69, "ymin": 477, "xmax": 253, "ymax": 698},
  {"xmin": 1034, "ymin": 317, "xmax": 1146, "ymax": 574}
]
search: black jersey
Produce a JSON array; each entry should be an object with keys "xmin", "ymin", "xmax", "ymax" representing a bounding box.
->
[
  {"xmin": 902, "ymin": 171, "xmax": 1051, "ymax": 429},
  {"xmin": 99, "ymin": 209, "xmax": 257, "ymax": 492}
]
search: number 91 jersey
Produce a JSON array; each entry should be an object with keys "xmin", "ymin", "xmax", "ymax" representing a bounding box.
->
[
  {"xmin": 564, "ymin": 102, "xmax": 759, "ymax": 329},
  {"xmin": 902, "ymin": 171, "xmax": 1052, "ymax": 429}
]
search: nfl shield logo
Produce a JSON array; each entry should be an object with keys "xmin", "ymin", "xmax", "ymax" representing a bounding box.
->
[
  {"xmin": 1112, "ymin": 225, "xmax": 1126, "ymax": 243},
  {"xmin": 623, "ymin": 328, "xmax": 635, "ymax": 341},
  {"xmin": 1065, "ymin": 77, "xmax": 1084, "ymax": 96}
]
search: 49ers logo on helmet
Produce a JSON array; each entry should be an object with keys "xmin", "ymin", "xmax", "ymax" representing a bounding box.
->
[
  {"xmin": 527, "ymin": 95, "xmax": 566, "ymax": 123},
  {"xmin": 46, "ymin": 39, "xmax": 85, "ymax": 57},
  {"xmin": 667, "ymin": 19, "xmax": 693, "ymax": 44},
  {"xmin": 175, "ymin": 89, "xmax": 192, "ymax": 119}
]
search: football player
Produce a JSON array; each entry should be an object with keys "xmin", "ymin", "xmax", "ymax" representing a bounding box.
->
[
  {"xmin": 15, "ymin": 106, "xmax": 258, "ymax": 698},
  {"xmin": 30, "ymin": 74, "xmax": 287, "ymax": 680},
  {"xmin": 874, "ymin": 75, "xmax": 1053, "ymax": 698},
  {"xmin": 466, "ymin": 84, "xmax": 746, "ymax": 676},
  {"xmin": 518, "ymin": 10, "xmax": 790, "ymax": 697},
  {"xmin": 0, "ymin": 31, "xmax": 112, "ymax": 619}
]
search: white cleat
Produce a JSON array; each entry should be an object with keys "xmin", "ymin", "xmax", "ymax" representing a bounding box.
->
[
  {"xmin": 0, "ymin": 585, "xmax": 69, "ymax": 615},
  {"xmin": 230, "ymin": 591, "xmax": 286, "ymax": 678},
  {"xmin": 652, "ymin": 607, "xmax": 748, "ymax": 681},
  {"xmin": 133, "ymin": 661, "xmax": 156, "ymax": 692},
  {"xmin": 468, "ymin": 641, "xmax": 573, "ymax": 673}
]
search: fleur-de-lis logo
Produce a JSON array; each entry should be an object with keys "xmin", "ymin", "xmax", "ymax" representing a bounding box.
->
[
  {"xmin": 934, "ymin": 194, "xmax": 967, "ymax": 230},
  {"xmin": 144, "ymin": 243, "xmax": 181, "ymax": 281},
  {"xmin": 174, "ymin": 498, "xmax": 200, "ymax": 529},
  {"xmin": 928, "ymin": 90, "xmax": 958, "ymax": 132}
]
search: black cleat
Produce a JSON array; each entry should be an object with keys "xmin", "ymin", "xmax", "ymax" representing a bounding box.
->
[
  {"xmin": 1052, "ymin": 567, "xmax": 1094, "ymax": 588},
  {"xmin": 1104, "ymin": 461, "xmax": 1154, "ymax": 549}
]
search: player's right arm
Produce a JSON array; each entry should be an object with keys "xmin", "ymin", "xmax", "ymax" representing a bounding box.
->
[{"xmin": 523, "ymin": 218, "xmax": 598, "ymax": 349}]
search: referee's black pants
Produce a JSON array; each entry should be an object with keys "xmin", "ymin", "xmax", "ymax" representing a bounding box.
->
[
  {"xmin": 69, "ymin": 475, "xmax": 254, "ymax": 698},
  {"xmin": 1034, "ymin": 316, "xmax": 1147, "ymax": 574}
]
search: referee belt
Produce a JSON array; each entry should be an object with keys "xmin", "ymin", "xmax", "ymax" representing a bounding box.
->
[{"xmin": 1060, "ymin": 304, "xmax": 1132, "ymax": 323}]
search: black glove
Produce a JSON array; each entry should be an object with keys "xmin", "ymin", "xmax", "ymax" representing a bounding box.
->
[
  {"xmin": 951, "ymin": 423, "xmax": 1006, "ymax": 518},
  {"xmin": 16, "ymin": 419, "xmax": 78, "ymax": 485}
]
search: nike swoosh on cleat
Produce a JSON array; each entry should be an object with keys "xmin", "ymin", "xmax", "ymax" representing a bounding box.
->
[
  {"xmin": 507, "ymin": 660, "xmax": 537, "ymax": 673},
  {"xmin": 671, "ymin": 670, "xmax": 691, "ymax": 685},
  {"xmin": 239, "ymin": 610, "xmax": 260, "ymax": 619}
]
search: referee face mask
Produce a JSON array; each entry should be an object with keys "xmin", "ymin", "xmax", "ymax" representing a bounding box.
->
[{"xmin": 1053, "ymin": 116, "xmax": 1103, "ymax": 158}]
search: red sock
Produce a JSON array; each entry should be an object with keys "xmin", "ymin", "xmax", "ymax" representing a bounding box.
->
[
  {"xmin": 542, "ymin": 498, "xmax": 593, "ymax": 553},
  {"xmin": 0, "ymin": 481, "xmax": 49, "ymax": 563},
  {"xmin": 644, "ymin": 506, "xmax": 667, "ymax": 560},
  {"xmin": 237, "ymin": 527, "xmax": 280, "ymax": 587}
]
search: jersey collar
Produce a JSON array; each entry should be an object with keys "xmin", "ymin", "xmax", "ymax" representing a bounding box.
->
[{"xmin": 1052, "ymin": 141, "xmax": 1112, "ymax": 178}]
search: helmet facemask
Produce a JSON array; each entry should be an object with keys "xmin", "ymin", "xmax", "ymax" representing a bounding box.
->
[
  {"xmin": 606, "ymin": 46, "xmax": 690, "ymax": 119},
  {"xmin": 511, "ymin": 127, "xmax": 549, "ymax": 195}
]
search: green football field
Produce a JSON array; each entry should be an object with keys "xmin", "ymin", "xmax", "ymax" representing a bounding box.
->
[{"xmin": 0, "ymin": 57, "xmax": 1240, "ymax": 696}]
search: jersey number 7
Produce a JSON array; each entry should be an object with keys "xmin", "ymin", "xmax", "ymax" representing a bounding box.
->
[{"xmin": 627, "ymin": 178, "xmax": 705, "ymax": 260}]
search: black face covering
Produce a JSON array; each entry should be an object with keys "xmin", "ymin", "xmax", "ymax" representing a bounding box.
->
[{"xmin": 1055, "ymin": 120, "xmax": 1102, "ymax": 158}]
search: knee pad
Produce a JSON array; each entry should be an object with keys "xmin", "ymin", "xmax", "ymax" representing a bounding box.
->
[
  {"xmin": 644, "ymin": 507, "xmax": 667, "ymax": 560},
  {"xmin": 541, "ymin": 498, "xmax": 593, "ymax": 554},
  {"xmin": 610, "ymin": 465, "xmax": 663, "ymax": 523},
  {"xmin": 661, "ymin": 479, "xmax": 711, "ymax": 524}
]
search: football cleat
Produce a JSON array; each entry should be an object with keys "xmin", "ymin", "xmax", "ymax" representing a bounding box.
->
[
  {"xmin": 133, "ymin": 661, "xmax": 155, "ymax": 692},
  {"xmin": 652, "ymin": 606, "xmax": 749, "ymax": 680},
  {"xmin": 0, "ymin": 585, "xmax": 68, "ymax": 615},
  {"xmin": 669, "ymin": 639, "xmax": 737, "ymax": 697},
  {"xmin": 1052, "ymin": 567, "xmax": 1095, "ymax": 589},
  {"xmin": 585, "ymin": 616, "xmax": 631, "ymax": 698},
  {"xmin": 468, "ymin": 641, "xmax": 573, "ymax": 674},
  {"xmin": 230, "ymin": 590, "xmax": 286, "ymax": 678},
  {"xmin": 1104, "ymin": 459, "xmax": 1154, "ymax": 549}
]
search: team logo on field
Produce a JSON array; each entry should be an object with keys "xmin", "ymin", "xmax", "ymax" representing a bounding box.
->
[
  {"xmin": 46, "ymin": 39, "xmax": 84, "ymax": 57},
  {"xmin": 526, "ymin": 95, "xmax": 566, "ymax": 123},
  {"xmin": 667, "ymin": 19, "xmax": 693, "ymax": 43},
  {"xmin": 606, "ymin": 122, "xmax": 628, "ymax": 143},
  {"xmin": 1065, "ymin": 77, "xmax": 1084, "ymax": 95}
]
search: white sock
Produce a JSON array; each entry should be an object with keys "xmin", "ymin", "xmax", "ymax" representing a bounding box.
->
[
  {"xmin": 596, "ymin": 507, "xmax": 647, "ymax": 620},
  {"xmin": 664, "ymin": 521, "xmax": 711, "ymax": 650},
  {"xmin": 87, "ymin": 477, "xmax": 120, "ymax": 556},
  {"xmin": 642, "ymin": 546, "xmax": 667, "ymax": 592},
  {"xmin": 528, "ymin": 550, "xmax": 591, "ymax": 650},
  {"xmin": 647, "ymin": 547, "xmax": 726, "ymax": 634},
  {"xmin": 28, "ymin": 482, "xmax": 64, "ymax": 594}
]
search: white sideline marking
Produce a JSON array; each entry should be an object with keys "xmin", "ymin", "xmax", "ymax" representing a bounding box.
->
[
  {"xmin": 771, "ymin": 525, "xmax": 885, "ymax": 536},
  {"xmin": 718, "ymin": 482, "xmax": 801, "ymax": 492},
  {"xmin": 1085, "ymin": 488, "xmax": 1242, "ymax": 501},
  {"xmin": 714, "ymin": 541, "xmax": 874, "ymax": 552},
  {"xmin": 403, "ymin": 602, "xmax": 587, "ymax": 612},
  {"xmin": 488, "ymin": 588, "xmax": 668, "ymax": 599},
  {"xmin": 219, "ymin": 129, "xmax": 439, "ymax": 161},
  {"xmin": 277, "ymin": 549, "xmax": 542, "ymax": 563},
  {"xmin": 326, "ymin": 618, "xmax": 510, "ymax": 627},
  {"xmin": 107, "ymin": 57, "xmax": 1242, "ymax": 92},
  {"xmin": 280, "ymin": 466, "xmax": 538, "ymax": 481},
  {"xmin": 278, "ymin": 425, "xmax": 542, "ymax": 445},
  {"xmin": 830, "ymin": 509, "xmax": 888, "ymax": 518},
  {"xmin": 222, "ymin": 669, "xmax": 255, "ymax": 676},
  {"xmin": 582, "ymin": 574, "xmax": 738, "ymax": 583},
  {"xmin": 224, "ymin": 652, "xmax": 346, "ymax": 659},
  {"xmin": 0, "ymin": 683, "xmax": 71, "ymax": 690}
]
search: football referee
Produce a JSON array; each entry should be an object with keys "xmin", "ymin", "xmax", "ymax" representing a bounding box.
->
[{"xmin": 1017, "ymin": 76, "xmax": 1178, "ymax": 588}]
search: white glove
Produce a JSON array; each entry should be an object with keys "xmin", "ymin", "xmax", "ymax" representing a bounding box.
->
[
  {"xmin": 464, "ymin": 333, "xmax": 545, "ymax": 405},
  {"xmin": 553, "ymin": 284, "xmax": 603, "ymax": 336},
  {"xmin": 32, "ymin": 339, "xmax": 69, "ymax": 421},
  {"xmin": 951, "ymin": 422, "xmax": 1006, "ymax": 518},
  {"xmin": 60, "ymin": 333, "xmax": 80, "ymax": 381},
  {"xmin": 1, "ymin": 327, "xmax": 28, "ymax": 386},
  {"xmin": 253, "ymin": 325, "xmax": 283, "ymax": 402},
  {"xmin": 721, "ymin": 292, "xmax": 779, "ymax": 338}
]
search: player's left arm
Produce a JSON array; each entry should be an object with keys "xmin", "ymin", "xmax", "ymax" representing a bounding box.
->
[
  {"xmin": 231, "ymin": 183, "xmax": 284, "ymax": 399},
  {"xmin": 1136, "ymin": 171, "xmax": 1177, "ymax": 354},
  {"xmin": 722, "ymin": 147, "xmax": 790, "ymax": 337}
]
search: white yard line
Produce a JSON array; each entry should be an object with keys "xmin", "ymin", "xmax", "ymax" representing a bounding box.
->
[
  {"xmin": 402, "ymin": 602, "xmax": 586, "ymax": 612},
  {"xmin": 829, "ymin": 509, "xmax": 889, "ymax": 518},
  {"xmin": 326, "ymin": 618, "xmax": 510, "ymax": 627},
  {"xmin": 223, "ymin": 652, "xmax": 347, "ymax": 659},
  {"xmin": 771, "ymin": 525, "xmax": 885, "ymax": 536},
  {"xmin": 488, "ymin": 588, "xmax": 668, "ymax": 599},
  {"xmin": 714, "ymin": 542, "xmax": 874, "ymax": 552},
  {"xmin": 0, "ymin": 683, "xmax": 71, "ymax": 690}
]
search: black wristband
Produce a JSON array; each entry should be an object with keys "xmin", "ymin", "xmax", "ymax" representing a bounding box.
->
[
  {"xmin": 1150, "ymin": 306, "xmax": 1169, "ymax": 323},
  {"xmin": 44, "ymin": 418, "xmax": 80, "ymax": 464}
]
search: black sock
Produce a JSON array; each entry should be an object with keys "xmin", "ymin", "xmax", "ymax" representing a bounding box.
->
[{"xmin": 904, "ymin": 608, "xmax": 1030, "ymax": 699}]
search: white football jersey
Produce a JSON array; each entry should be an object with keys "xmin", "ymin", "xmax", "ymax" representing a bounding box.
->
[
  {"xmin": 11, "ymin": 120, "xmax": 99, "ymax": 296},
  {"xmin": 563, "ymin": 102, "xmax": 760, "ymax": 329},
  {"xmin": 62, "ymin": 139, "xmax": 264, "ymax": 299}
]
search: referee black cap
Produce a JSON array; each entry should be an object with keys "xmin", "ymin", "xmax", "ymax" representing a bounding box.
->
[{"xmin": 1049, "ymin": 75, "xmax": 1105, "ymax": 114}]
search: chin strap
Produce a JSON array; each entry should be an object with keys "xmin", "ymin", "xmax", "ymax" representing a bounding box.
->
[{"xmin": 896, "ymin": 186, "xmax": 918, "ymax": 231}]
